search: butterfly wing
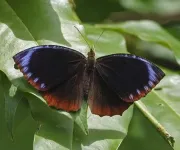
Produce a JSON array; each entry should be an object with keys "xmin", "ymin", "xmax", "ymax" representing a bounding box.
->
[
  {"xmin": 88, "ymin": 54, "xmax": 165, "ymax": 116},
  {"xmin": 88, "ymin": 69, "xmax": 132, "ymax": 116},
  {"xmin": 13, "ymin": 45, "xmax": 86, "ymax": 111},
  {"xmin": 42, "ymin": 68, "xmax": 84, "ymax": 111}
]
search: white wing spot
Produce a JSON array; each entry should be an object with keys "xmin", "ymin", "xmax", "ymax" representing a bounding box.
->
[
  {"xmin": 27, "ymin": 73, "xmax": 32, "ymax": 78},
  {"xmin": 137, "ymin": 89, "xmax": 141, "ymax": 95},
  {"xmin": 34, "ymin": 78, "xmax": 39, "ymax": 83},
  {"xmin": 23, "ymin": 67, "xmax": 28, "ymax": 72},
  {"xmin": 144, "ymin": 86, "xmax": 149, "ymax": 91},
  {"xmin": 129, "ymin": 94, "xmax": 133, "ymax": 100},
  {"xmin": 148, "ymin": 81, "xmax": 154, "ymax": 87},
  {"xmin": 147, "ymin": 65, "xmax": 158, "ymax": 82},
  {"xmin": 40, "ymin": 83, "xmax": 46, "ymax": 88},
  {"xmin": 132, "ymin": 55, "xmax": 136, "ymax": 58}
]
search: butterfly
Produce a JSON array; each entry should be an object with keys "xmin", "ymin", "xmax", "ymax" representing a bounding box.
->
[{"xmin": 13, "ymin": 45, "xmax": 165, "ymax": 116}]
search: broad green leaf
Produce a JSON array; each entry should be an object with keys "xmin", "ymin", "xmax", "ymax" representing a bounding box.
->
[
  {"xmin": 74, "ymin": 101, "xmax": 89, "ymax": 136},
  {"xmin": 0, "ymin": 70, "xmax": 23, "ymax": 139},
  {"xmin": 25, "ymin": 83, "xmax": 88, "ymax": 150},
  {"xmin": 34, "ymin": 124, "xmax": 73, "ymax": 150},
  {"xmin": 119, "ymin": 105, "xmax": 173, "ymax": 150},
  {"xmin": 164, "ymin": 23, "xmax": 180, "ymax": 41},
  {"xmin": 85, "ymin": 24, "xmax": 127, "ymax": 57},
  {"xmin": 34, "ymin": 134, "xmax": 69, "ymax": 150},
  {"xmin": 96, "ymin": 20, "xmax": 180, "ymax": 64},
  {"xmin": 4, "ymin": 85, "xmax": 23, "ymax": 140},
  {"xmin": 120, "ymin": 0, "xmax": 180, "ymax": 15},
  {"xmin": 73, "ymin": 107, "xmax": 133, "ymax": 150},
  {"xmin": 140, "ymin": 73, "xmax": 180, "ymax": 150},
  {"xmin": 126, "ymin": 39, "xmax": 180, "ymax": 70},
  {"xmin": 0, "ymin": 71, "xmax": 38, "ymax": 150},
  {"xmin": 74, "ymin": 0, "xmax": 123, "ymax": 22}
]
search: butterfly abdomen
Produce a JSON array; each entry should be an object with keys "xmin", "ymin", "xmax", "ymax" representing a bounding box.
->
[{"xmin": 83, "ymin": 70, "xmax": 91, "ymax": 100}]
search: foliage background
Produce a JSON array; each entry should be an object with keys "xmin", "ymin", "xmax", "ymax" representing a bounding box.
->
[{"xmin": 0, "ymin": 0, "xmax": 180, "ymax": 150}]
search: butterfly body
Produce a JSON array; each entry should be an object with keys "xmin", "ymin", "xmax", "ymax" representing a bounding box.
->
[
  {"xmin": 83, "ymin": 49, "xmax": 95, "ymax": 97},
  {"xmin": 13, "ymin": 45, "xmax": 165, "ymax": 116}
]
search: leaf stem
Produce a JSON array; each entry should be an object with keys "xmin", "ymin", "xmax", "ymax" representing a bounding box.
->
[{"xmin": 135, "ymin": 101, "xmax": 175, "ymax": 147}]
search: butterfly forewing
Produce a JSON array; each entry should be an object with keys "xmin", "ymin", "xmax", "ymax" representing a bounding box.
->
[
  {"xmin": 13, "ymin": 45, "xmax": 86, "ymax": 112},
  {"xmin": 13, "ymin": 45, "xmax": 86, "ymax": 91},
  {"xmin": 95, "ymin": 54, "xmax": 165, "ymax": 102}
]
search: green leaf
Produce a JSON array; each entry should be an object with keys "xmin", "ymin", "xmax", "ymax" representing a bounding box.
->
[
  {"xmin": 4, "ymin": 85, "xmax": 23, "ymax": 140},
  {"xmin": 120, "ymin": 0, "xmax": 180, "ymax": 15},
  {"xmin": 164, "ymin": 22, "xmax": 180, "ymax": 41},
  {"xmin": 26, "ymin": 93, "xmax": 75, "ymax": 150},
  {"xmin": 126, "ymin": 39, "xmax": 180, "ymax": 70},
  {"xmin": 119, "ymin": 105, "xmax": 173, "ymax": 150},
  {"xmin": 73, "ymin": 107, "xmax": 133, "ymax": 150},
  {"xmin": 85, "ymin": 24, "xmax": 127, "ymax": 56},
  {"xmin": 96, "ymin": 20, "xmax": 180, "ymax": 64},
  {"xmin": 0, "ymin": 71, "xmax": 38, "ymax": 150},
  {"xmin": 74, "ymin": 101, "xmax": 89, "ymax": 136},
  {"xmin": 34, "ymin": 124, "xmax": 73, "ymax": 150},
  {"xmin": 74, "ymin": 0, "xmax": 123, "ymax": 22},
  {"xmin": 141, "ymin": 73, "xmax": 180, "ymax": 150},
  {"xmin": 0, "ymin": 70, "xmax": 23, "ymax": 139}
]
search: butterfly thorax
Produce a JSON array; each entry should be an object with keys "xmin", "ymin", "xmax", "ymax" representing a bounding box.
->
[{"xmin": 87, "ymin": 48, "xmax": 95, "ymax": 72}]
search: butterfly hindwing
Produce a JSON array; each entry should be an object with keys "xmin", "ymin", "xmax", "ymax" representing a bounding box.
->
[
  {"xmin": 13, "ymin": 45, "xmax": 86, "ymax": 112},
  {"xmin": 42, "ymin": 67, "xmax": 85, "ymax": 111},
  {"xmin": 13, "ymin": 45, "xmax": 86, "ymax": 91},
  {"xmin": 88, "ymin": 69, "xmax": 132, "ymax": 116},
  {"xmin": 95, "ymin": 54, "xmax": 165, "ymax": 103}
]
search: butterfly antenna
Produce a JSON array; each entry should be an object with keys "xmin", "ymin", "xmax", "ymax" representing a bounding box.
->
[
  {"xmin": 93, "ymin": 30, "xmax": 105, "ymax": 50},
  {"xmin": 74, "ymin": 26, "xmax": 91, "ymax": 50}
]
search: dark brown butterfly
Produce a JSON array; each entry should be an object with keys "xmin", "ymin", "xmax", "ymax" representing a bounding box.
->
[{"xmin": 13, "ymin": 45, "xmax": 165, "ymax": 116}]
